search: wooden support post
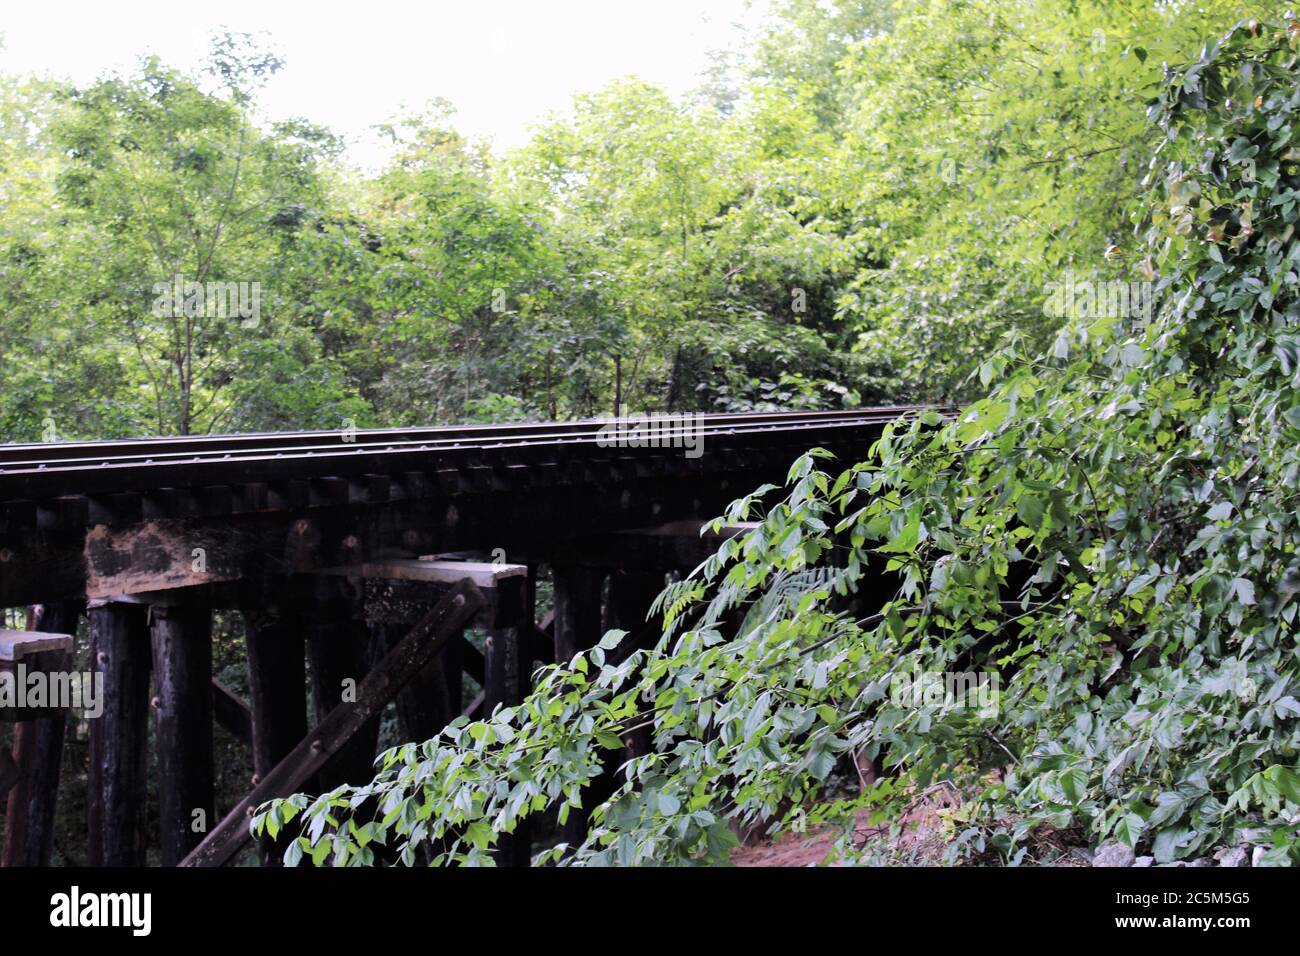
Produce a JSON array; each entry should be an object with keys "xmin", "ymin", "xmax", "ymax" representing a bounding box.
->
[
  {"xmin": 180, "ymin": 579, "xmax": 486, "ymax": 868},
  {"xmin": 305, "ymin": 576, "xmax": 381, "ymax": 791},
  {"xmin": 87, "ymin": 601, "xmax": 151, "ymax": 867},
  {"xmin": 242, "ymin": 601, "xmax": 307, "ymax": 866},
  {"xmin": 316, "ymin": 563, "xmax": 530, "ymax": 745},
  {"xmin": 606, "ymin": 570, "xmax": 666, "ymax": 759},
  {"xmin": 211, "ymin": 679, "xmax": 252, "ymax": 746},
  {"xmin": 0, "ymin": 743, "xmax": 17, "ymax": 798},
  {"xmin": 551, "ymin": 564, "xmax": 606, "ymax": 847},
  {"xmin": 388, "ymin": 622, "xmax": 463, "ymax": 742},
  {"xmin": 243, "ymin": 603, "xmax": 306, "ymax": 781},
  {"xmin": 365, "ymin": 580, "xmax": 463, "ymax": 744},
  {"xmin": 523, "ymin": 565, "xmax": 540, "ymax": 664},
  {"xmin": 150, "ymin": 605, "xmax": 215, "ymax": 867},
  {"xmin": 552, "ymin": 565, "xmax": 604, "ymax": 664},
  {"xmin": 484, "ymin": 573, "xmax": 532, "ymax": 866},
  {"xmin": 2, "ymin": 601, "xmax": 79, "ymax": 867}
]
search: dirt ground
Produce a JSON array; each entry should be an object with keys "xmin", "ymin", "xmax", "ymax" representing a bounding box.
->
[{"xmin": 731, "ymin": 781, "xmax": 968, "ymax": 867}]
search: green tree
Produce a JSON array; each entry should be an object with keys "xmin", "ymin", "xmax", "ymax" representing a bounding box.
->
[
  {"xmin": 49, "ymin": 34, "xmax": 339, "ymax": 435},
  {"xmin": 257, "ymin": 14, "xmax": 1300, "ymax": 868}
]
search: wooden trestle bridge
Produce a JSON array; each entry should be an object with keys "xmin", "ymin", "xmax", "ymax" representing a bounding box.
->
[{"xmin": 0, "ymin": 407, "xmax": 920, "ymax": 867}]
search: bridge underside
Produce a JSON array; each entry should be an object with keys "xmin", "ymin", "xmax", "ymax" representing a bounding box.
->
[{"xmin": 0, "ymin": 409, "xmax": 914, "ymax": 867}]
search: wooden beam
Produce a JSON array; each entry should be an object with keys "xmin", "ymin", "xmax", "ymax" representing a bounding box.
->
[
  {"xmin": 365, "ymin": 580, "xmax": 465, "ymax": 744},
  {"xmin": 2, "ymin": 602, "xmax": 79, "ymax": 867},
  {"xmin": 0, "ymin": 627, "xmax": 75, "ymax": 721},
  {"xmin": 0, "ymin": 630, "xmax": 74, "ymax": 662},
  {"xmin": 0, "ymin": 744, "xmax": 17, "ymax": 798},
  {"xmin": 484, "ymin": 572, "xmax": 532, "ymax": 866},
  {"xmin": 242, "ymin": 601, "xmax": 307, "ymax": 866},
  {"xmin": 9, "ymin": 463, "xmax": 760, "ymax": 606},
  {"xmin": 317, "ymin": 559, "xmax": 526, "ymax": 589},
  {"xmin": 211, "ymin": 679, "xmax": 252, "ymax": 746},
  {"xmin": 305, "ymin": 577, "xmax": 379, "ymax": 792},
  {"xmin": 551, "ymin": 564, "xmax": 606, "ymax": 847},
  {"xmin": 83, "ymin": 518, "xmax": 251, "ymax": 598},
  {"xmin": 179, "ymin": 578, "xmax": 486, "ymax": 868},
  {"xmin": 87, "ymin": 602, "xmax": 151, "ymax": 867},
  {"xmin": 151, "ymin": 605, "xmax": 215, "ymax": 866},
  {"xmin": 553, "ymin": 565, "xmax": 604, "ymax": 665}
]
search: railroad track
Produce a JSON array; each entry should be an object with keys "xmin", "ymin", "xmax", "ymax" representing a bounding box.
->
[
  {"xmin": 0, "ymin": 405, "xmax": 946, "ymax": 604},
  {"xmin": 0, "ymin": 407, "xmax": 931, "ymax": 505}
]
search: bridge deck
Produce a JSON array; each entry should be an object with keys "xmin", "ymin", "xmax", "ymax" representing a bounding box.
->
[
  {"xmin": 0, "ymin": 407, "xmax": 926, "ymax": 867},
  {"xmin": 0, "ymin": 407, "xmax": 926, "ymax": 606}
]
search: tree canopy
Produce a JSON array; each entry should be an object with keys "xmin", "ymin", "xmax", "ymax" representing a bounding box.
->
[
  {"xmin": 248, "ymin": 10, "xmax": 1300, "ymax": 867},
  {"xmin": 1, "ymin": 0, "xmax": 1294, "ymax": 866}
]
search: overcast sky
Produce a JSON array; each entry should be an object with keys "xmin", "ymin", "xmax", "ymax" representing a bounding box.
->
[{"xmin": 0, "ymin": 0, "xmax": 764, "ymax": 167}]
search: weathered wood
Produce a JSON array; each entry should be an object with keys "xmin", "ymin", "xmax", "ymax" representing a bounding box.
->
[
  {"xmin": 242, "ymin": 600, "xmax": 307, "ymax": 866},
  {"xmin": 83, "ymin": 519, "xmax": 248, "ymax": 598},
  {"xmin": 386, "ymin": 621, "xmax": 462, "ymax": 743},
  {"xmin": 87, "ymin": 602, "xmax": 151, "ymax": 867},
  {"xmin": 2, "ymin": 601, "xmax": 79, "ymax": 867},
  {"xmin": 305, "ymin": 577, "xmax": 381, "ymax": 791},
  {"xmin": 0, "ymin": 627, "xmax": 75, "ymax": 722},
  {"xmin": 318, "ymin": 559, "xmax": 527, "ymax": 588},
  {"xmin": 180, "ymin": 578, "xmax": 486, "ymax": 868},
  {"xmin": 17, "ymin": 462, "xmax": 759, "ymax": 607},
  {"xmin": 150, "ymin": 605, "xmax": 215, "ymax": 866},
  {"xmin": 366, "ymin": 581, "xmax": 464, "ymax": 745},
  {"xmin": 36, "ymin": 495, "xmax": 90, "ymax": 531},
  {"xmin": 0, "ymin": 743, "xmax": 17, "ymax": 798},
  {"xmin": 552, "ymin": 564, "xmax": 607, "ymax": 847},
  {"xmin": 606, "ymin": 570, "xmax": 666, "ymax": 759},
  {"xmin": 242, "ymin": 603, "xmax": 306, "ymax": 781},
  {"xmin": 483, "ymin": 572, "xmax": 533, "ymax": 866},
  {"xmin": 211, "ymin": 678, "xmax": 252, "ymax": 745},
  {"xmin": 553, "ymin": 565, "xmax": 605, "ymax": 665},
  {"xmin": 0, "ymin": 630, "xmax": 74, "ymax": 662}
]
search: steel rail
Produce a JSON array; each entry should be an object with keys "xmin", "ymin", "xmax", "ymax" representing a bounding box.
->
[
  {"xmin": 0, "ymin": 405, "xmax": 929, "ymax": 465},
  {"xmin": 0, "ymin": 414, "xmax": 923, "ymax": 502},
  {"xmin": 0, "ymin": 408, "xmax": 926, "ymax": 472}
]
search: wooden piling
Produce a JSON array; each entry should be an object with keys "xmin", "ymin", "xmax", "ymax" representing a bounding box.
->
[
  {"xmin": 484, "ymin": 572, "xmax": 533, "ymax": 865},
  {"xmin": 606, "ymin": 570, "xmax": 665, "ymax": 759},
  {"xmin": 552, "ymin": 565, "xmax": 604, "ymax": 665},
  {"xmin": 551, "ymin": 564, "xmax": 606, "ymax": 848},
  {"xmin": 87, "ymin": 601, "xmax": 151, "ymax": 867},
  {"xmin": 242, "ymin": 599, "xmax": 307, "ymax": 866},
  {"xmin": 150, "ymin": 604, "xmax": 215, "ymax": 866},
  {"xmin": 305, "ymin": 577, "xmax": 381, "ymax": 791},
  {"xmin": 1, "ymin": 601, "xmax": 79, "ymax": 867}
]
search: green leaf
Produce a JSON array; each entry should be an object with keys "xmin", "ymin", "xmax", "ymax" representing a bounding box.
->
[
  {"xmin": 1232, "ymin": 577, "xmax": 1256, "ymax": 606},
  {"xmin": 1016, "ymin": 494, "xmax": 1047, "ymax": 530}
]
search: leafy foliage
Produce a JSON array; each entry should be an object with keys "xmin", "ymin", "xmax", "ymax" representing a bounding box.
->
[{"xmin": 255, "ymin": 15, "xmax": 1300, "ymax": 867}]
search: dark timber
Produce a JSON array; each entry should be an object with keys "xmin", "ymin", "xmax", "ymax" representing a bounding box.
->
[
  {"xmin": 180, "ymin": 579, "xmax": 485, "ymax": 868},
  {"xmin": 0, "ymin": 407, "xmax": 927, "ymax": 866},
  {"xmin": 87, "ymin": 602, "xmax": 151, "ymax": 867},
  {"xmin": 150, "ymin": 604, "xmax": 215, "ymax": 866},
  {"xmin": 2, "ymin": 601, "xmax": 79, "ymax": 866}
]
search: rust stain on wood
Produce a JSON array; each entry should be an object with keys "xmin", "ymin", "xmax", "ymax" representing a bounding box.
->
[{"xmin": 84, "ymin": 520, "xmax": 240, "ymax": 597}]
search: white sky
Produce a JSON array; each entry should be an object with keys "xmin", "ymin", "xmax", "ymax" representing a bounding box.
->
[{"xmin": 0, "ymin": 0, "xmax": 765, "ymax": 168}]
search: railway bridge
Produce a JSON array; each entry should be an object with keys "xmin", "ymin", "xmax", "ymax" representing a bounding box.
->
[{"xmin": 0, "ymin": 407, "xmax": 919, "ymax": 867}]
